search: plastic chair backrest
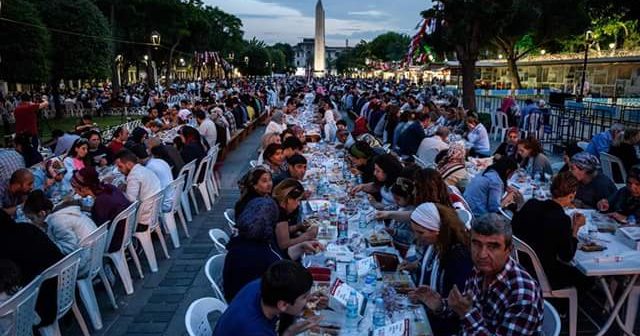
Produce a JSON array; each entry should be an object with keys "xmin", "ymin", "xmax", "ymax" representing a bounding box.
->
[
  {"xmin": 79, "ymin": 223, "xmax": 109, "ymax": 280},
  {"xmin": 108, "ymin": 201, "xmax": 139, "ymax": 252},
  {"xmin": 179, "ymin": 160, "xmax": 197, "ymax": 193},
  {"xmin": 513, "ymin": 236, "xmax": 552, "ymax": 294},
  {"xmin": 600, "ymin": 152, "xmax": 627, "ymax": 183},
  {"xmin": 223, "ymin": 209, "xmax": 235, "ymax": 228},
  {"xmin": 249, "ymin": 160, "xmax": 258, "ymax": 168},
  {"xmin": 137, "ymin": 190, "xmax": 164, "ymax": 230},
  {"xmin": 542, "ymin": 300, "xmax": 561, "ymax": 336},
  {"xmin": 204, "ymin": 254, "xmax": 227, "ymax": 302},
  {"xmin": 185, "ymin": 297, "xmax": 227, "ymax": 336},
  {"xmin": 0, "ymin": 276, "xmax": 42, "ymax": 336},
  {"xmin": 412, "ymin": 155, "xmax": 428, "ymax": 169},
  {"xmin": 497, "ymin": 112, "xmax": 508, "ymax": 128},
  {"xmin": 40, "ymin": 249, "xmax": 83, "ymax": 319},
  {"xmin": 208, "ymin": 229, "xmax": 229, "ymax": 253},
  {"xmin": 166, "ymin": 175, "xmax": 186, "ymax": 213},
  {"xmin": 193, "ymin": 155, "xmax": 213, "ymax": 185},
  {"xmin": 526, "ymin": 113, "xmax": 542, "ymax": 133}
]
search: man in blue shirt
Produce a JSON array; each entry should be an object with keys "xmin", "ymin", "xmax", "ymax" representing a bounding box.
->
[
  {"xmin": 586, "ymin": 123, "xmax": 624, "ymax": 157},
  {"xmin": 213, "ymin": 260, "xmax": 320, "ymax": 336}
]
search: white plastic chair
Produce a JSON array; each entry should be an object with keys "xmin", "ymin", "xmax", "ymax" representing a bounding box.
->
[
  {"xmin": 249, "ymin": 160, "xmax": 258, "ymax": 168},
  {"xmin": 77, "ymin": 224, "xmax": 116, "ymax": 331},
  {"xmin": 179, "ymin": 160, "xmax": 198, "ymax": 222},
  {"xmin": 600, "ymin": 152, "xmax": 627, "ymax": 184},
  {"xmin": 104, "ymin": 201, "xmax": 143, "ymax": 294},
  {"xmin": 455, "ymin": 208, "xmax": 473, "ymax": 230},
  {"xmin": 522, "ymin": 113, "xmax": 542, "ymax": 139},
  {"xmin": 192, "ymin": 154, "xmax": 215, "ymax": 212},
  {"xmin": 204, "ymin": 254, "xmax": 227, "ymax": 304},
  {"xmin": 207, "ymin": 145, "xmax": 221, "ymax": 199},
  {"xmin": 542, "ymin": 300, "xmax": 561, "ymax": 336},
  {"xmin": 577, "ymin": 141, "xmax": 589, "ymax": 151},
  {"xmin": 161, "ymin": 175, "xmax": 186, "ymax": 248},
  {"xmin": 0, "ymin": 276, "xmax": 42, "ymax": 336},
  {"xmin": 134, "ymin": 190, "xmax": 170, "ymax": 273},
  {"xmin": 223, "ymin": 208, "xmax": 236, "ymax": 235},
  {"xmin": 208, "ymin": 229, "xmax": 229, "ymax": 254},
  {"xmin": 625, "ymin": 285, "xmax": 640, "ymax": 331},
  {"xmin": 38, "ymin": 249, "xmax": 90, "ymax": 336},
  {"xmin": 513, "ymin": 237, "xmax": 577, "ymax": 336},
  {"xmin": 493, "ymin": 112, "xmax": 509, "ymax": 141},
  {"xmin": 412, "ymin": 155, "xmax": 428, "ymax": 169},
  {"xmin": 184, "ymin": 297, "xmax": 227, "ymax": 336}
]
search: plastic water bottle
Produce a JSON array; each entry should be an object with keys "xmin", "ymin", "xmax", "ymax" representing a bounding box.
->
[
  {"xmin": 628, "ymin": 215, "xmax": 637, "ymax": 226},
  {"xmin": 372, "ymin": 297, "xmax": 386, "ymax": 329},
  {"xmin": 363, "ymin": 268, "xmax": 377, "ymax": 298},
  {"xmin": 338, "ymin": 213, "xmax": 349, "ymax": 239},
  {"xmin": 345, "ymin": 291, "xmax": 359, "ymax": 330},
  {"xmin": 347, "ymin": 260, "xmax": 358, "ymax": 284},
  {"xmin": 358, "ymin": 211, "xmax": 368, "ymax": 229},
  {"xmin": 406, "ymin": 244, "xmax": 418, "ymax": 263}
]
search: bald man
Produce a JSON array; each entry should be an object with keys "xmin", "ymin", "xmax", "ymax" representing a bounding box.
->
[{"xmin": 1, "ymin": 168, "xmax": 34, "ymax": 216}]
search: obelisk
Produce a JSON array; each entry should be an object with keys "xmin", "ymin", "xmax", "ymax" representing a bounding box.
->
[{"xmin": 314, "ymin": 0, "xmax": 326, "ymax": 77}]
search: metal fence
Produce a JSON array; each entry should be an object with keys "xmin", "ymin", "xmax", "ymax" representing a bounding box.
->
[{"xmin": 476, "ymin": 95, "xmax": 640, "ymax": 151}]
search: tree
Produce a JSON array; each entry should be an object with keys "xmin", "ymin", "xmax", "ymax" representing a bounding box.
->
[
  {"xmin": 492, "ymin": 0, "xmax": 589, "ymax": 89},
  {"xmin": 0, "ymin": 0, "xmax": 51, "ymax": 83},
  {"xmin": 271, "ymin": 43, "xmax": 295, "ymax": 68},
  {"xmin": 368, "ymin": 32, "xmax": 411, "ymax": 62},
  {"xmin": 237, "ymin": 38, "xmax": 271, "ymax": 76},
  {"xmin": 267, "ymin": 48, "xmax": 287, "ymax": 73},
  {"xmin": 37, "ymin": 0, "xmax": 113, "ymax": 81},
  {"xmin": 422, "ymin": 0, "xmax": 510, "ymax": 110},
  {"xmin": 335, "ymin": 41, "xmax": 370, "ymax": 74}
]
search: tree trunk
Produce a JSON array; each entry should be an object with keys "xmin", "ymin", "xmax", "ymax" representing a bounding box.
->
[
  {"xmin": 167, "ymin": 37, "xmax": 182, "ymax": 81},
  {"xmin": 460, "ymin": 58, "xmax": 477, "ymax": 111},
  {"xmin": 507, "ymin": 57, "xmax": 522, "ymax": 90}
]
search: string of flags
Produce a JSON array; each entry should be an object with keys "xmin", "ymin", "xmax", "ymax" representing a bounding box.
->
[{"xmin": 193, "ymin": 51, "xmax": 232, "ymax": 70}]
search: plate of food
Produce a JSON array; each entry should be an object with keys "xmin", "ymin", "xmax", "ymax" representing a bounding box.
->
[{"xmin": 367, "ymin": 231, "xmax": 393, "ymax": 247}]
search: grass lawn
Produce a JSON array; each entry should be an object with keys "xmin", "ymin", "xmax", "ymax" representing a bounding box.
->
[{"xmin": 2, "ymin": 115, "xmax": 140, "ymax": 143}]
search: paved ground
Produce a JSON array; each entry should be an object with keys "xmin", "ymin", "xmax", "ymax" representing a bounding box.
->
[
  {"xmin": 64, "ymin": 126, "xmax": 262, "ymax": 336},
  {"xmin": 62, "ymin": 122, "xmax": 638, "ymax": 336}
]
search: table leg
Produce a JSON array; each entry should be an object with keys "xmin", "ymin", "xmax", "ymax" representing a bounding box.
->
[{"xmin": 596, "ymin": 274, "xmax": 638, "ymax": 336}]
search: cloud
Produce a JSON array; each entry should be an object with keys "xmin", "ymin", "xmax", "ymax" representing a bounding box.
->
[{"xmin": 347, "ymin": 10, "xmax": 388, "ymax": 17}]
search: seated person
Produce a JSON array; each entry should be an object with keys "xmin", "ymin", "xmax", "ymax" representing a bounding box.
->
[
  {"xmin": 416, "ymin": 126, "xmax": 450, "ymax": 165},
  {"xmin": 493, "ymin": 127, "xmax": 521, "ymax": 161},
  {"xmin": 223, "ymin": 196, "xmax": 322, "ymax": 301},
  {"xmin": 23, "ymin": 190, "xmax": 97, "ymax": 277},
  {"xmin": 336, "ymin": 129, "xmax": 355, "ymax": 148},
  {"xmin": 348, "ymin": 140, "xmax": 377, "ymax": 184},
  {"xmin": 598, "ymin": 166, "xmax": 640, "ymax": 223},
  {"xmin": 0, "ymin": 168, "xmax": 34, "ymax": 216},
  {"xmin": 273, "ymin": 154, "xmax": 307, "ymax": 186},
  {"xmin": 32, "ymin": 158, "xmax": 70, "ymax": 198},
  {"xmin": 262, "ymin": 143, "xmax": 286, "ymax": 176},
  {"xmin": 14, "ymin": 133, "xmax": 43, "ymax": 167},
  {"xmin": 586, "ymin": 123, "xmax": 624, "ymax": 157},
  {"xmin": 511, "ymin": 172, "xmax": 590, "ymax": 289},
  {"xmin": 570, "ymin": 152, "xmax": 617, "ymax": 208},
  {"xmin": 465, "ymin": 115, "xmax": 491, "ymax": 158},
  {"xmin": 517, "ymin": 137, "xmax": 553, "ymax": 178},
  {"xmin": 559, "ymin": 141, "xmax": 583, "ymax": 173},
  {"xmin": 75, "ymin": 114, "xmax": 96, "ymax": 135},
  {"xmin": 71, "ymin": 167, "xmax": 131, "ymax": 252},
  {"xmin": 107, "ymin": 126, "xmax": 128, "ymax": 156},
  {"xmin": 407, "ymin": 202, "xmax": 473, "ymax": 335},
  {"xmin": 84, "ymin": 130, "xmax": 113, "ymax": 167},
  {"xmin": 436, "ymin": 143, "xmax": 469, "ymax": 192},
  {"xmin": 62, "ymin": 138, "xmax": 91, "ymax": 185},
  {"xmin": 352, "ymin": 153, "xmax": 404, "ymax": 209},
  {"xmin": 214, "ymin": 260, "xmax": 323, "ymax": 336},
  {"xmin": 463, "ymin": 157, "xmax": 520, "ymax": 216},
  {"xmin": 608, "ymin": 129, "xmax": 640, "ymax": 183},
  {"xmin": 235, "ymin": 167, "xmax": 273, "ymax": 217},
  {"xmin": 375, "ymin": 178, "xmax": 417, "ymax": 249},
  {"xmin": 281, "ymin": 136, "xmax": 303, "ymax": 161},
  {"xmin": 417, "ymin": 214, "xmax": 544, "ymax": 335},
  {"xmin": 272, "ymin": 179, "xmax": 318, "ymax": 251},
  {"xmin": 0, "ymin": 210, "xmax": 64, "ymax": 328}
]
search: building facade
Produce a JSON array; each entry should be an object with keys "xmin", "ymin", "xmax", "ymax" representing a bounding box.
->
[{"xmin": 293, "ymin": 38, "xmax": 347, "ymax": 76}]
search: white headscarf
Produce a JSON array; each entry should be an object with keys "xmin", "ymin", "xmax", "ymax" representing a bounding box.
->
[{"xmin": 410, "ymin": 202, "xmax": 441, "ymax": 232}]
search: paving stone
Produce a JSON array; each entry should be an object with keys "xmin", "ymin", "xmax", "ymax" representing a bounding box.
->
[{"xmin": 126, "ymin": 322, "xmax": 168, "ymax": 333}]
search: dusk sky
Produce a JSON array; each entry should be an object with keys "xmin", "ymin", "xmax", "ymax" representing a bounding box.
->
[{"xmin": 204, "ymin": 0, "xmax": 429, "ymax": 46}]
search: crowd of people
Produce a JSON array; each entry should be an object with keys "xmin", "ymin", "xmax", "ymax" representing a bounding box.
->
[{"xmin": 1, "ymin": 75, "xmax": 639, "ymax": 335}]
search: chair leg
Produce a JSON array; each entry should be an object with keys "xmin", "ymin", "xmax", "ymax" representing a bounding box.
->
[
  {"xmin": 39, "ymin": 321, "xmax": 61, "ymax": 336},
  {"xmin": 162, "ymin": 212, "xmax": 181, "ymax": 248},
  {"xmin": 198, "ymin": 183, "xmax": 212, "ymax": 211},
  {"xmin": 181, "ymin": 192, "xmax": 193, "ymax": 222},
  {"xmin": 72, "ymin": 302, "xmax": 91, "ymax": 336},
  {"xmin": 127, "ymin": 244, "xmax": 145, "ymax": 278},
  {"xmin": 107, "ymin": 251, "xmax": 135, "ymax": 295},
  {"xmin": 77, "ymin": 278, "xmax": 103, "ymax": 330},
  {"xmin": 189, "ymin": 188, "xmax": 200, "ymax": 214},
  {"xmin": 134, "ymin": 231, "xmax": 159, "ymax": 272},
  {"xmin": 568, "ymin": 294, "xmax": 577, "ymax": 336},
  {"xmin": 177, "ymin": 206, "xmax": 190, "ymax": 238},
  {"xmin": 154, "ymin": 226, "xmax": 171, "ymax": 259},
  {"xmin": 206, "ymin": 178, "xmax": 216, "ymax": 205},
  {"xmin": 98, "ymin": 269, "xmax": 118, "ymax": 309}
]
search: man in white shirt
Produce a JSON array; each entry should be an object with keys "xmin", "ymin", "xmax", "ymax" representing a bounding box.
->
[
  {"xmin": 195, "ymin": 110, "xmax": 217, "ymax": 148},
  {"xmin": 322, "ymin": 99, "xmax": 337, "ymax": 143},
  {"xmin": 130, "ymin": 146, "xmax": 175, "ymax": 212},
  {"xmin": 417, "ymin": 126, "xmax": 450, "ymax": 165},
  {"xmin": 114, "ymin": 150, "xmax": 162, "ymax": 230}
]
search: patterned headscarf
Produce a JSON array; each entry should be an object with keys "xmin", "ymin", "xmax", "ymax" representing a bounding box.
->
[
  {"xmin": 45, "ymin": 158, "xmax": 65, "ymax": 178},
  {"xmin": 437, "ymin": 142, "xmax": 466, "ymax": 173},
  {"xmin": 571, "ymin": 152, "xmax": 600, "ymax": 173},
  {"xmin": 236, "ymin": 197, "xmax": 279, "ymax": 242}
]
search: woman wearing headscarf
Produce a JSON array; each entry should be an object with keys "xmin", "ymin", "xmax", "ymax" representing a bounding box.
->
[
  {"xmin": 222, "ymin": 196, "xmax": 322, "ymax": 302},
  {"xmin": 570, "ymin": 152, "xmax": 617, "ymax": 208},
  {"xmin": 436, "ymin": 143, "xmax": 469, "ymax": 192},
  {"xmin": 406, "ymin": 202, "xmax": 473, "ymax": 336},
  {"xmin": 265, "ymin": 110, "xmax": 286, "ymax": 135},
  {"xmin": 32, "ymin": 158, "xmax": 70, "ymax": 198}
]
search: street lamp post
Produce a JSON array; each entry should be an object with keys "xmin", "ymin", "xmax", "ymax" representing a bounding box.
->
[{"xmin": 578, "ymin": 30, "xmax": 593, "ymax": 102}]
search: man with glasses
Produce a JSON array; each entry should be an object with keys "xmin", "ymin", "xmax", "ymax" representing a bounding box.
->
[{"xmin": 418, "ymin": 214, "xmax": 543, "ymax": 335}]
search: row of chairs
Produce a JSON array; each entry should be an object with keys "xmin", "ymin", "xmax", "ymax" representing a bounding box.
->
[{"xmin": 0, "ymin": 146, "xmax": 222, "ymax": 335}]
